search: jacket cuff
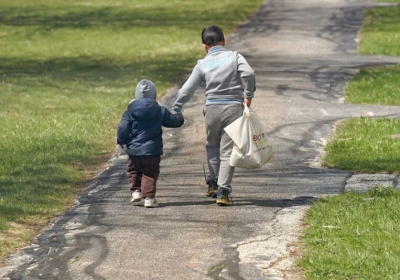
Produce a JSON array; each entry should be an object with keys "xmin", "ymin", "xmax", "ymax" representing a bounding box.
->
[
  {"xmin": 245, "ymin": 92, "xmax": 254, "ymax": 99},
  {"xmin": 172, "ymin": 108, "xmax": 182, "ymax": 114}
]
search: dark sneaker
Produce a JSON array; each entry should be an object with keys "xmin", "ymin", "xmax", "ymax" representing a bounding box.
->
[
  {"xmin": 206, "ymin": 179, "xmax": 218, "ymax": 198},
  {"xmin": 216, "ymin": 189, "xmax": 232, "ymax": 206}
]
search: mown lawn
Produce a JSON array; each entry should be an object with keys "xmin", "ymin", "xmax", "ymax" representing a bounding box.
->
[
  {"xmin": 299, "ymin": 1, "xmax": 400, "ymax": 279},
  {"xmin": 0, "ymin": 0, "xmax": 264, "ymax": 259}
]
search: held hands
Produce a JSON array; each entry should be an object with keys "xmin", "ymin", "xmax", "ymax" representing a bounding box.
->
[
  {"xmin": 175, "ymin": 113, "xmax": 184, "ymax": 119},
  {"xmin": 179, "ymin": 113, "xmax": 185, "ymax": 124}
]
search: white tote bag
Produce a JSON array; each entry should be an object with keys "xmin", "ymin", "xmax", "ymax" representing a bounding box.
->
[{"xmin": 224, "ymin": 105, "xmax": 273, "ymax": 169}]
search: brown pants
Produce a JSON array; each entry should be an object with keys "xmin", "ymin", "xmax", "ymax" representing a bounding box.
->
[{"xmin": 127, "ymin": 156, "xmax": 161, "ymax": 198}]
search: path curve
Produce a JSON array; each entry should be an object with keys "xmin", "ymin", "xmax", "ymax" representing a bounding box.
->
[{"xmin": 2, "ymin": 0, "xmax": 400, "ymax": 279}]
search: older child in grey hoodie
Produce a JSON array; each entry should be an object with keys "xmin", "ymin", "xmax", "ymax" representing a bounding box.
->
[
  {"xmin": 172, "ymin": 25, "xmax": 256, "ymax": 206},
  {"xmin": 117, "ymin": 79, "xmax": 184, "ymax": 208}
]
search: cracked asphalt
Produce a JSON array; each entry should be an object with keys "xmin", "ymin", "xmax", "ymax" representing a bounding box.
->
[{"xmin": 2, "ymin": 0, "xmax": 400, "ymax": 279}]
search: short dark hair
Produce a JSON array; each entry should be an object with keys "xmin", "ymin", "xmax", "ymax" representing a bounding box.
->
[{"xmin": 201, "ymin": 25, "xmax": 225, "ymax": 46}]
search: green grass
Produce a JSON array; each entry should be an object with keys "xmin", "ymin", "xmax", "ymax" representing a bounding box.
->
[
  {"xmin": 300, "ymin": 187, "xmax": 400, "ymax": 279},
  {"xmin": 0, "ymin": 0, "xmax": 264, "ymax": 258},
  {"xmin": 359, "ymin": 6, "xmax": 400, "ymax": 56},
  {"xmin": 300, "ymin": 2, "xmax": 400, "ymax": 278},
  {"xmin": 323, "ymin": 117, "xmax": 400, "ymax": 173},
  {"xmin": 339, "ymin": 2, "xmax": 400, "ymax": 172},
  {"xmin": 345, "ymin": 65, "xmax": 400, "ymax": 105},
  {"xmin": 346, "ymin": 4, "xmax": 400, "ymax": 106}
]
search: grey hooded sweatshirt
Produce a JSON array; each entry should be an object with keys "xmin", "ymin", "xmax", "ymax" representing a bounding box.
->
[{"xmin": 172, "ymin": 46, "xmax": 255, "ymax": 114}]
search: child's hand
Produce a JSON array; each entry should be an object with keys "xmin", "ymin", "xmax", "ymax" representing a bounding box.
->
[{"xmin": 176, "ymin": 113, "xmax": 184, "ymax": 124}]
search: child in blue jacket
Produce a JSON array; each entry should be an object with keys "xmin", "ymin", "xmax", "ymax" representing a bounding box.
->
[{"xmin": 117, "ymin": 79, "xmax": 184, "ymax": 208}]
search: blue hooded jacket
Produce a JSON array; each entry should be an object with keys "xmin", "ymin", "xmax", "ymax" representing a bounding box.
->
[{"xmin": 117, "ymin": 80, "xmax": 184, "ymax": 156}]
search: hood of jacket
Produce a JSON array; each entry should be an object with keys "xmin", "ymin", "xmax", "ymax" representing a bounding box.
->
[
  {"xmin": 128, "ymin": 98, "xmax": 160, "ymax": 121},
  {"xmin": 135, "ymin": 79, "xmax": 157, "ymax": 100}
]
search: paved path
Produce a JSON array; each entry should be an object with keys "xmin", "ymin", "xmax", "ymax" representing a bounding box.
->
[{"xmin": 2, "ymin": 0, "xmax": 400, "ymax": 279}]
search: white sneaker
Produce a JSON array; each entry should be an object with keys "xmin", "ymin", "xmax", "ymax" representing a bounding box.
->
[
  {"xmin": 144, "ymin": 197, "xmax": 158, "ymax": 208},
  {"xmin": 131, "ymin": 190, "xmax": 141, "ymax": 202}
]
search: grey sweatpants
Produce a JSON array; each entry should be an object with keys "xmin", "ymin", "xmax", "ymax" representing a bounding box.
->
[{"xmin": 204, "ymin": 104, "xmax": 243, "ymax": 192}]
